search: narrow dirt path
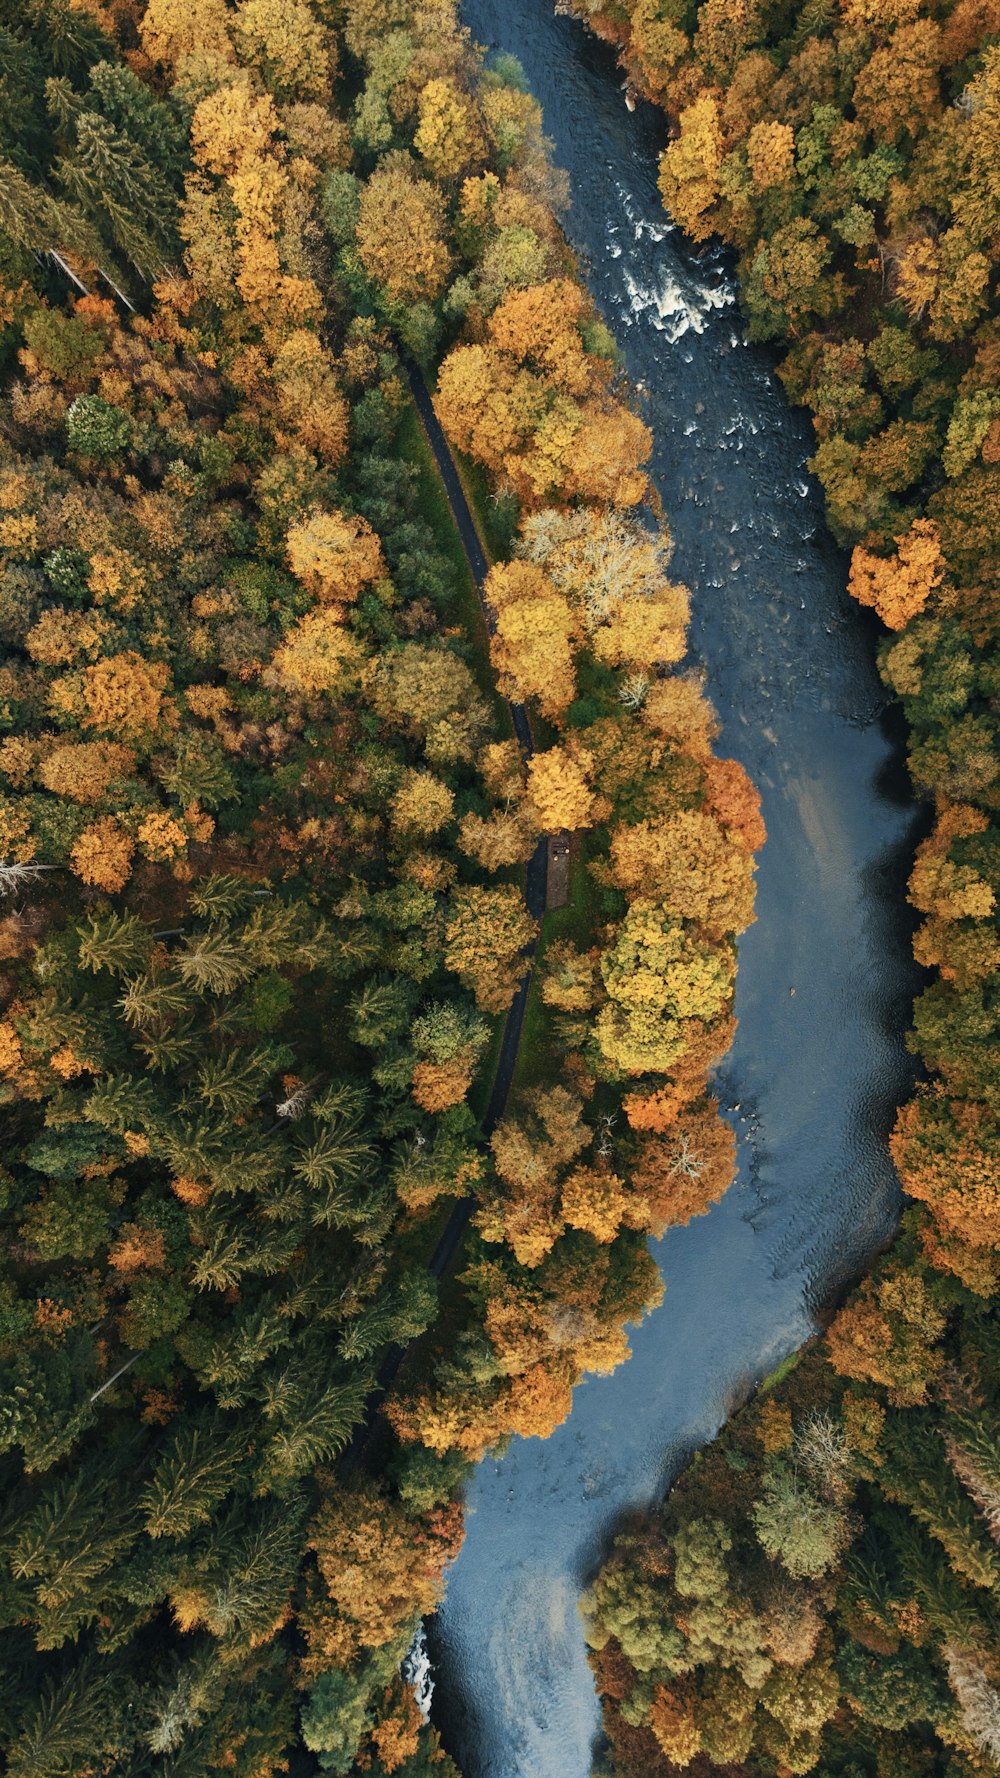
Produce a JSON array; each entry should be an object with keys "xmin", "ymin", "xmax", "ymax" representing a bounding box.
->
[
  {"xmin": 343, "ymin": 369, "xmax": 550, "ymax": 1452},
  {"xmin": 404, "ymin": 362, "xmax": 549, "ymax": 1154}
]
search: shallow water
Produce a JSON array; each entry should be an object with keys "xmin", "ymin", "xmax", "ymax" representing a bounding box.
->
[{"xmin": 429, "ymin": 6, "xmax": 925, "ymax": 1773}]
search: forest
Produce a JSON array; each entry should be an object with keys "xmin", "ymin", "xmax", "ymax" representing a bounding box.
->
[
  {"xmin": 0, "ymin": 0, "xmax": 766, "ymax": 1772},
  {"xmin": 557, "ymin": 1, "xmax": 1000, "ymax": 1775}
]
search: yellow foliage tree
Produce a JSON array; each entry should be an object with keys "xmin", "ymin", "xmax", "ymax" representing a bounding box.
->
[
  {"xmin": 527, "ymin": 745, "xmax": 594, "ymax": 832},
  {"xmin": 746, "ymin": 120, "xmax": 795, "ymax": 192},
  {"xmin": 136, "ymin": 810, "xmax": 193, "ymax": 863},
  {"xmin": 908, "ymin": 804, "xmax": 995, "ymax": 922},
  {"xmin": 895, "ymin": 232, "xmax": 939, "ymax": 322},
  {"xmin": 140, "ymin": 0, "xmax": 234, "ymax": 70},
  {"xmin": 271, "ymin": 331, "xmax": 349, "ymax": 466},
  {"xmin": 368, "ymin": 1687, "xmax": 424, "ymax": 1775},
  {"xmin": 650, "ymin": 1686, "xmax": 702, "ymax": 1766},
  {"xmin": 414, "ymin": 76, "xmax": 482, "ymax": 179},
  {"xmin": 658, "ymin": 92, "xmax": 725, "ymax": 242},
  {"xmin": 190, "ymin": 80, "xmax": 281, "ymax": 181},
  {"xmin": 25, "ymin": 610, "xmax": 106, "ymax": 667},
  {"xmin": 444, "ymin": 885, "xmax": 537, "ymax": 1012},
  {"xmin": 492, "ymin": 597, "xmax": 579, "ymax": 718},
  {"xmin": 232, "ymin": 0, "xmax": 335, "ymax": 103},
  {"xmin": 390, "ymin": 770, "xmax": 455, "ymax": 837},
  {"xmin": 356, "ymin": 158, "xmax": 453, "ymax": 304},
  {"xmin": 596, "ymin": 900, "xmax": 735, "ymax": 1075},
  {"xmin": 610, "ymin": 811, "xmax": 757, "ymax": 937},
  {"xmin": 826, "ymin": 1265, "xmax": 947, "ymax": 1405},
  {"xmin": 590, "ymin": 581, "xmax": 689, "ymax": 668},
  {"xmin": 492, "ymin": 1084, "xmax": 590, "ymax": 1192},
  {"xmin": 306, "ymin": 1482, "xmax": 460, "ymax": 1665},
  {"xmin": 271, "ymin": 609, "xmax": 364, "ymax": 697},
  {"xmin": 506, "ymin": 1362, "xmax": 575, "ymax": 1441},
  {"xmin": 435, "ymin": 288, "xmax": 651, "ymax": 507},
  {"xmin": 891, "ymin": 1087, "xmax": 1000, "ymax": 1252},
  {"xmin": 562, "ymin": 402, "xmax": 653, "ymax": 508},
  {"xmin": 484, "ymin": 557, "xmax": 559, "ymax": 616},
  {"xmin": 285, "ymin": 508, "xmax": 385, "ymax": 605},
  {"xmin": 479, "ymin": 738, "xmax": 527, "ymax": 802}
]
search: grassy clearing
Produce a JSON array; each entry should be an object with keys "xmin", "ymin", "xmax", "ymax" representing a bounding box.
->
[
  {"xmin": 468, "ymin": 1009, "xmax": 507, "ymax": 1124},
  {"xmin": 757, "ymin": 1348, "xmax": 803, "ymax": 1395},
  {"xmin": 395, "ymin": 402, "xmax": 477, "ymax": 595},
  {"xmin": 449, "ymin": 444, "xmax": 517, "ymax": 564}
]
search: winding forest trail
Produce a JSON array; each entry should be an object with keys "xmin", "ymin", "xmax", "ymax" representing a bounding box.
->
[
  {"xmin": 345, "ymin": 367, "xmax": 549, "ymax": 1443},
  {"xmin": 403, "ymin": 365, "xmax": 549, "ymax": 1156}
]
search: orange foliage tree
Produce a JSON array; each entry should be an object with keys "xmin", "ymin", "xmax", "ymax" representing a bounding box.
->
[
  {"xmin": 435, "ymin": 281, "xmax": 651, "ymax": 506},
  {"xmin": 848, "ymin": 518, "xmax": 946, "ymax": 630}
]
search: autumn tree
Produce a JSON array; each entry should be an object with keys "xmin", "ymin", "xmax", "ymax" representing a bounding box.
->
[
  {"xmin": 848, "ymin": 519, "xmax": 946, "ymax": 630},
  {"xmin": 596, "ymin": 900, "xmax": 735, "ymax": 1076},
  {"xmin": 826, "ymin": 1259, "xmax": 947, "ymax": 1404},
  {"xmin": 527, "ymin": 745, "xmax": 594, "ymax": 832},
  {"xmin": 271, "ymin": 609, "xmax": 365, "ymax": 697},
  {"xmin": 233, "ymin": 0, "xmax": 336, "ymax": 103},
  {"xmin": 609, "ymin": 811, "xmax": 757, "ymax": 938},
  {"xmin": 435, "ymin": 283, "xmax": 651, "ymax": 506},
  {"xmin": 415, "ymin": 77, "xmax": 483, "ymax": 180},
  {"xmin": 657, "ymin": 92, "xmax": 725, "ymax": 242},
  {"xmin": 286, "ymin": 508, "xmax": 385, "ymax": 606},
  {"xmin": 356, "ymin": 155, "xmax": 453, "ymax": 306},
  {"xmin": 444, "ymin": 884, "xmax": 537, "ymax": 1013},
  {"xmin": 631, "ymin": 1100, "xmax": 737, "ymax": 1234},
  {"xmin": 517, "ymin": 505, "xmax": 688, "ymax": 666},
  {"xmin": 486, "ymin": 559, "xmax": 579, "ymax": 717}
]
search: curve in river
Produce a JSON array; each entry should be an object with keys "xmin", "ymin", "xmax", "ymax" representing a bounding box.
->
[{"xmin": 429, "ymin": 7, "xmax": 925, "ymax": 1775}]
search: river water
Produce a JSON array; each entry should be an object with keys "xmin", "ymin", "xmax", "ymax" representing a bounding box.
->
[{"xmin": 429, "ymin": 6, "xmax": 925, "ymax": 1773}]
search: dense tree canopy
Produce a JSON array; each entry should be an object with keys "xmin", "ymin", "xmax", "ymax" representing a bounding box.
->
[
  {"xmin": 560, "ymin": 2, "xmax": 1000, "ymax": 1775},
  {"xmin": 0, "ymin": 0, "xmax": 761, "ymax": 1770}
]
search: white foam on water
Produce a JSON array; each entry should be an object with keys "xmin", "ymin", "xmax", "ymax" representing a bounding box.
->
[
  {"xmin": 403, "ymin": 1624, "xmax": 434, "ymax": 1723},
  {"xmin": 617, "ymin": 265, "xmax": 734, "ymax": 342},
  {"xmin": 609, "ymin": 182, "xmax": 735, "ymax": 341}
]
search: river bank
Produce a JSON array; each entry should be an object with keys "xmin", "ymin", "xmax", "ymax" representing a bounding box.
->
[{"xmin": 428, "ymin": 5, "xmax": 925, "ymax": 1773}]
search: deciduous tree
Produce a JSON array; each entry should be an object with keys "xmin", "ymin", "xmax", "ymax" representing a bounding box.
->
[
  {"xmin": 527, "ymin": 746, "xmax": 594, "ymax": 832},
  {"xmin": 286, "ymin": 508, "xmax": 385, "ymax": 606},
  {"xmin": 356, "ymin": 157, "xmax": 453, "ymax": 305}
]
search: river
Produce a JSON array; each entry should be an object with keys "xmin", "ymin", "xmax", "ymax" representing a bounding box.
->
[{"xmin": 428, "ymin": 5, "xmax": 925, "ymax": 1773}]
